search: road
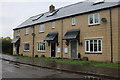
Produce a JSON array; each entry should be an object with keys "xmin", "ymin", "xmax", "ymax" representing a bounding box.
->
[{"xmin": 2, "ymin": 59, "xmax": 84, "ymax": 78}]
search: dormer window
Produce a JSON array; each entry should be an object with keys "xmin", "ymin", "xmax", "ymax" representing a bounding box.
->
[
  {"xmin": 72, "ymin": 17, "xmax": 76, "ymax": 26},
  {"xmin": 88, "ymin": 13, "xmax": 100, "ymax": 25}
]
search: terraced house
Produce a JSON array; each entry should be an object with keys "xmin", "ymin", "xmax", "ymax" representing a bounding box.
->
[{"xmin": 12, "ymin": 0, "xmax": 120, "ymax": 63}]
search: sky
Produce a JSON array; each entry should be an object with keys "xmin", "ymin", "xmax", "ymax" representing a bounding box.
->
[{"xmin": 0, "ymin": 0, "xmax": 86, "ymax": 39}]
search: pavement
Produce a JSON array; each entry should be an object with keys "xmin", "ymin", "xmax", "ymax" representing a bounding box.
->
[
  {"xmin": 2, "ymin": 60, "xmax": 84, "ymax": 78},
  {"xmin": 0, "ymin": 53, "xmax": 119, "ymax": 80}
]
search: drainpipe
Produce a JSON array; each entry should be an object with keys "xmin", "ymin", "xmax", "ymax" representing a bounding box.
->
[
  {"xmin": 109, "ymin": 9, "xmax": 113, "ymax": 63},
  {"xmin": 32, "ymin": 26, "xmax": 35, "ymax": 57},
  {"xmin": 61, "ymin": 19, "xmax": 64, "ymax": 58}
]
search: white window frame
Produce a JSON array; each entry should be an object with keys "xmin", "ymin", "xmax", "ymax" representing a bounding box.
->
[
  {"xmin": 40, "ymin": 24, "xmax": 45, "ymax": 32},
  {"xmin": 88, "ymin": 13, "xmax": 100, "ymax": 25},
  {"xmin": 72, "ymin": 17, "xmax": 76, "ymax": 26},
  {"xmin": 23, "ymin": 43, "xmax": 30, "ymax": 51},
  {"xmin": 37, "ymin": 42, "xmax": 46, "ymax": 52},
  {"xmin": 16, "ymin": 30, "xmax": 20, "ymax": 36},
  {"xmin": 25, "ymin": 28, "xmax": 29, "ymax": 35},
  {"xmin": 52, "ymin": 22, "xmax": 55, "ymax": 29},
  {"xmin": 85, "ymin": 39, "xmax": 102, "ymax": 53}
]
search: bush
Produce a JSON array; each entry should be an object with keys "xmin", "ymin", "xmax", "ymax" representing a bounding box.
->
[{"xmin": 2, "ymin": 37, "xmax": 13, "ymax": 54}]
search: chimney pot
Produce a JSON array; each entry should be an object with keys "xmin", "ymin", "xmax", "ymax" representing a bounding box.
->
[{"xmin": 49, "ymin": 4, "xmax": 55, "ymax": 12}]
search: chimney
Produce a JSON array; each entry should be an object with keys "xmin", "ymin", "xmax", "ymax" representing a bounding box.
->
[{"xmin": 49, "ymin": 4, "xmax": 55, "ymax": 12}]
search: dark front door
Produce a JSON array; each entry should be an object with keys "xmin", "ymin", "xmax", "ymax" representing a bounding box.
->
[
  {"xmin": 16, "ymin": 44, "xmax": 19, "ymax": 55},
  {"xmin": 51, "ymin": 42, "xmax": 56, "ymax": 57},
  {"xmin": 71, "ymin": 40, "xmax": 77, "ymax": 59}
]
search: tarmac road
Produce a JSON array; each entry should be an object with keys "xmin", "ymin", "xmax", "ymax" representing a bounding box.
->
[{"xmin": 2, "ymin": 60, "xmax": 84, "ymax": 78}]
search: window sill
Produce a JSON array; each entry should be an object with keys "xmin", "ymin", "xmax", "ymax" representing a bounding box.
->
[
  {"xmin": 72, "ymin": 24, "xmax": 76, "ymax": 26},
  {"xmin": 39, "ymin": 31, "xmax": 44, "ymax": 34},
  {"xmin": 52, "ymin": 27, "xmax": 55, "ymax": 29},
  {"xmin": 88, "ymin": 23, "xmax": 100, "ymax": 26},
  {"xmin": 37, "ymin": 51, "xmax": 46, "ymax": 53},
  {"xmin": 23, "ymin": 50, "xmax": 30, "ymax": 52},
  {"xmin": 85, "ymin": 52, "xmax": 102, "ymax": 54},
  {"xmin": 25, "ymin": 34, "xmax": 29, "ymax": 36}
]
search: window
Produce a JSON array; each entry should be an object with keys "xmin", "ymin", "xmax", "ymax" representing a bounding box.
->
[
  {"xmin": 72, "ymin": 17, "xmax": 76, "ymax": 25},
  {"xmin": 85, "ymin": 39, "xmax": 102, "ymax": 53},
  {"xmin": 37, "ymin": 42, "xmax": 45, "ymax": 52},
  {"xmin": 88, "ymin": 13, "xmax": 100, "ymax": 25},
  {"xmin": 16, "ymin": 30, "xmax": 20, "ymax": 36},
  {"xmin": 93, "ymin": 0, "xmax": 104, "ymax": 5},
  {"xmin": 40, "ymin": 24, "xmax": 45, "ymax": 32},
  {"xmin": 24, "ymin": 43, "xmax": 30, "ymax": 51},
  {"xmin": 46, "ymin": 9, "xmax": 59, "ymax": 17},
  {"xmin": 52, "ymin": 22, "xmax": 55, "ymax": 29},
  {"xmin": 32, "ymin": 14, "xmax": 44, "ymax": 21},
  {"xmin": 25, "ymin": 28, "xmax": 29, "ymax": 34}
]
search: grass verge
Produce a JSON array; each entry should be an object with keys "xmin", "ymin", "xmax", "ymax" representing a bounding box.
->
[{"xmin": 9, "ymin": 54, "xmax": 120, "ymax": 69}]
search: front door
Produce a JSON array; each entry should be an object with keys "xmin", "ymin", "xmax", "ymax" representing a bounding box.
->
[
  {"xmin": 16, "ymin": 44, "xmax": 19, "ymax": 55},
  {"xmin": 71, "ymin": 40, "xmax": 77, "ymax": 59},
  {"xmin": 51, "ymin": 42, "xmax": 56, "ymax": 57}
]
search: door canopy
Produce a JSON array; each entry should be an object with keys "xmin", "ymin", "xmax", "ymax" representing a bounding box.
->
[
  {"xmin": 44, "ymin": 32, "xmax": 59, "ymax": 46},
  {"xmin": 62, "ymin": 29, "xmax": 80, "ymax": 46}
]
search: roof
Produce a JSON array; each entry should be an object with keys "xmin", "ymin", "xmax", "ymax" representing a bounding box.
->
[{"xmin": 14, "ymin": 0, "xmax": 120, "ymax": 30}]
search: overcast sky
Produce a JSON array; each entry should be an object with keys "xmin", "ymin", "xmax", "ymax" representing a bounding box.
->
[{"xmin": 0, "ymin": 0, "xmax": 86, "ymax": 39}]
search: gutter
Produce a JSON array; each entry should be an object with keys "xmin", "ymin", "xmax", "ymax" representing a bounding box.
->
[
  {"xmin": 61, "ymin": 19, "xmax": 63, "ymax": 58},
  {"xmin": 32, "ymin": 26, "xmax": 35, "ymax": 57},
  {"xmin": 109, "ymin": 9, "xmax": 113, "ymax": 63}
]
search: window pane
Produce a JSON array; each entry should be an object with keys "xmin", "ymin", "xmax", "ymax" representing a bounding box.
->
[
  {"xmin": 90, "ymin": 40, "xmax": 93, "ymax": 52},
  {"xmin": 43, "ymin": 43, "xmax": 45, "ymax": 50},
  {"xmin": 72, "ymin": 18, "xmax": 76, "ymax": 25},
  {"xmin": 98, "ymin": 40, "xmax": 102, "ymax": 51},
  {"xmin": 38, "ymin": 42, "xmax": 45, "ymax": 51},
  {"xmin": 38, "ymin": 43, "xmax": 39, "ymax": 50},
  {"xmin": 24, "ymin": 43, "xmax": 29, "ymax": 50},
  {"xmin": 40, "ymin": 24, "xmax": 44, "ymax": 32},
  {"xmin": 94, "ymin": 40, "xmax": 97, "ymax": 52},
  {"xmin": 25, "ymin": 28, "xmax": 29, "ymax": 34},
  {"xmin": 52, "ymin": 22, "xmax": 55, "ymax": 28},
  {"xmin": 86, "ymin": 41, "xmax": 89, "ymax": 51},
  {"xmin": 89, "ymin": 15, "xmax": 93, "ymax": 24},
  {"xmin": 94, "ymin": 13, "xmax": 99, "ymax": 23},
  {"xmin": 40, "ymin": 43, "xmax": 42, "ymax": 50},
  {"xmin": 41, "ymin": 43, "xmax": 43, "ymax": 50}
]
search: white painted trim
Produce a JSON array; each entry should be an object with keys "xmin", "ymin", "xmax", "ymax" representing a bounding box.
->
[
  {"xmin": 88, "ymin": 13, "xmax": 100, "ymax": 25},
  {"xmin": 39, "ymin": 24, "xmax": 45, "ymax": 32},
  {"xmin": 37, "ymin": 42, "xmax": 46, "ymax": 52},
  {"xmin": 25, "ymin": 28, "xmax": 29, "ymax": 35},
  {"xmin": 72, "ymin": 17, "xmax": 76, "ymax": 26},
  {"xmin": 85, "ymin": 39, "xmax": 102, "ymax": 53},
  {"xmin": 84, "ymin": 37, "xmax": 103, "ymax": 40},
  {"xmin": 51, "ymin": 22, "xmax": 55, "ymax": 29}
]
